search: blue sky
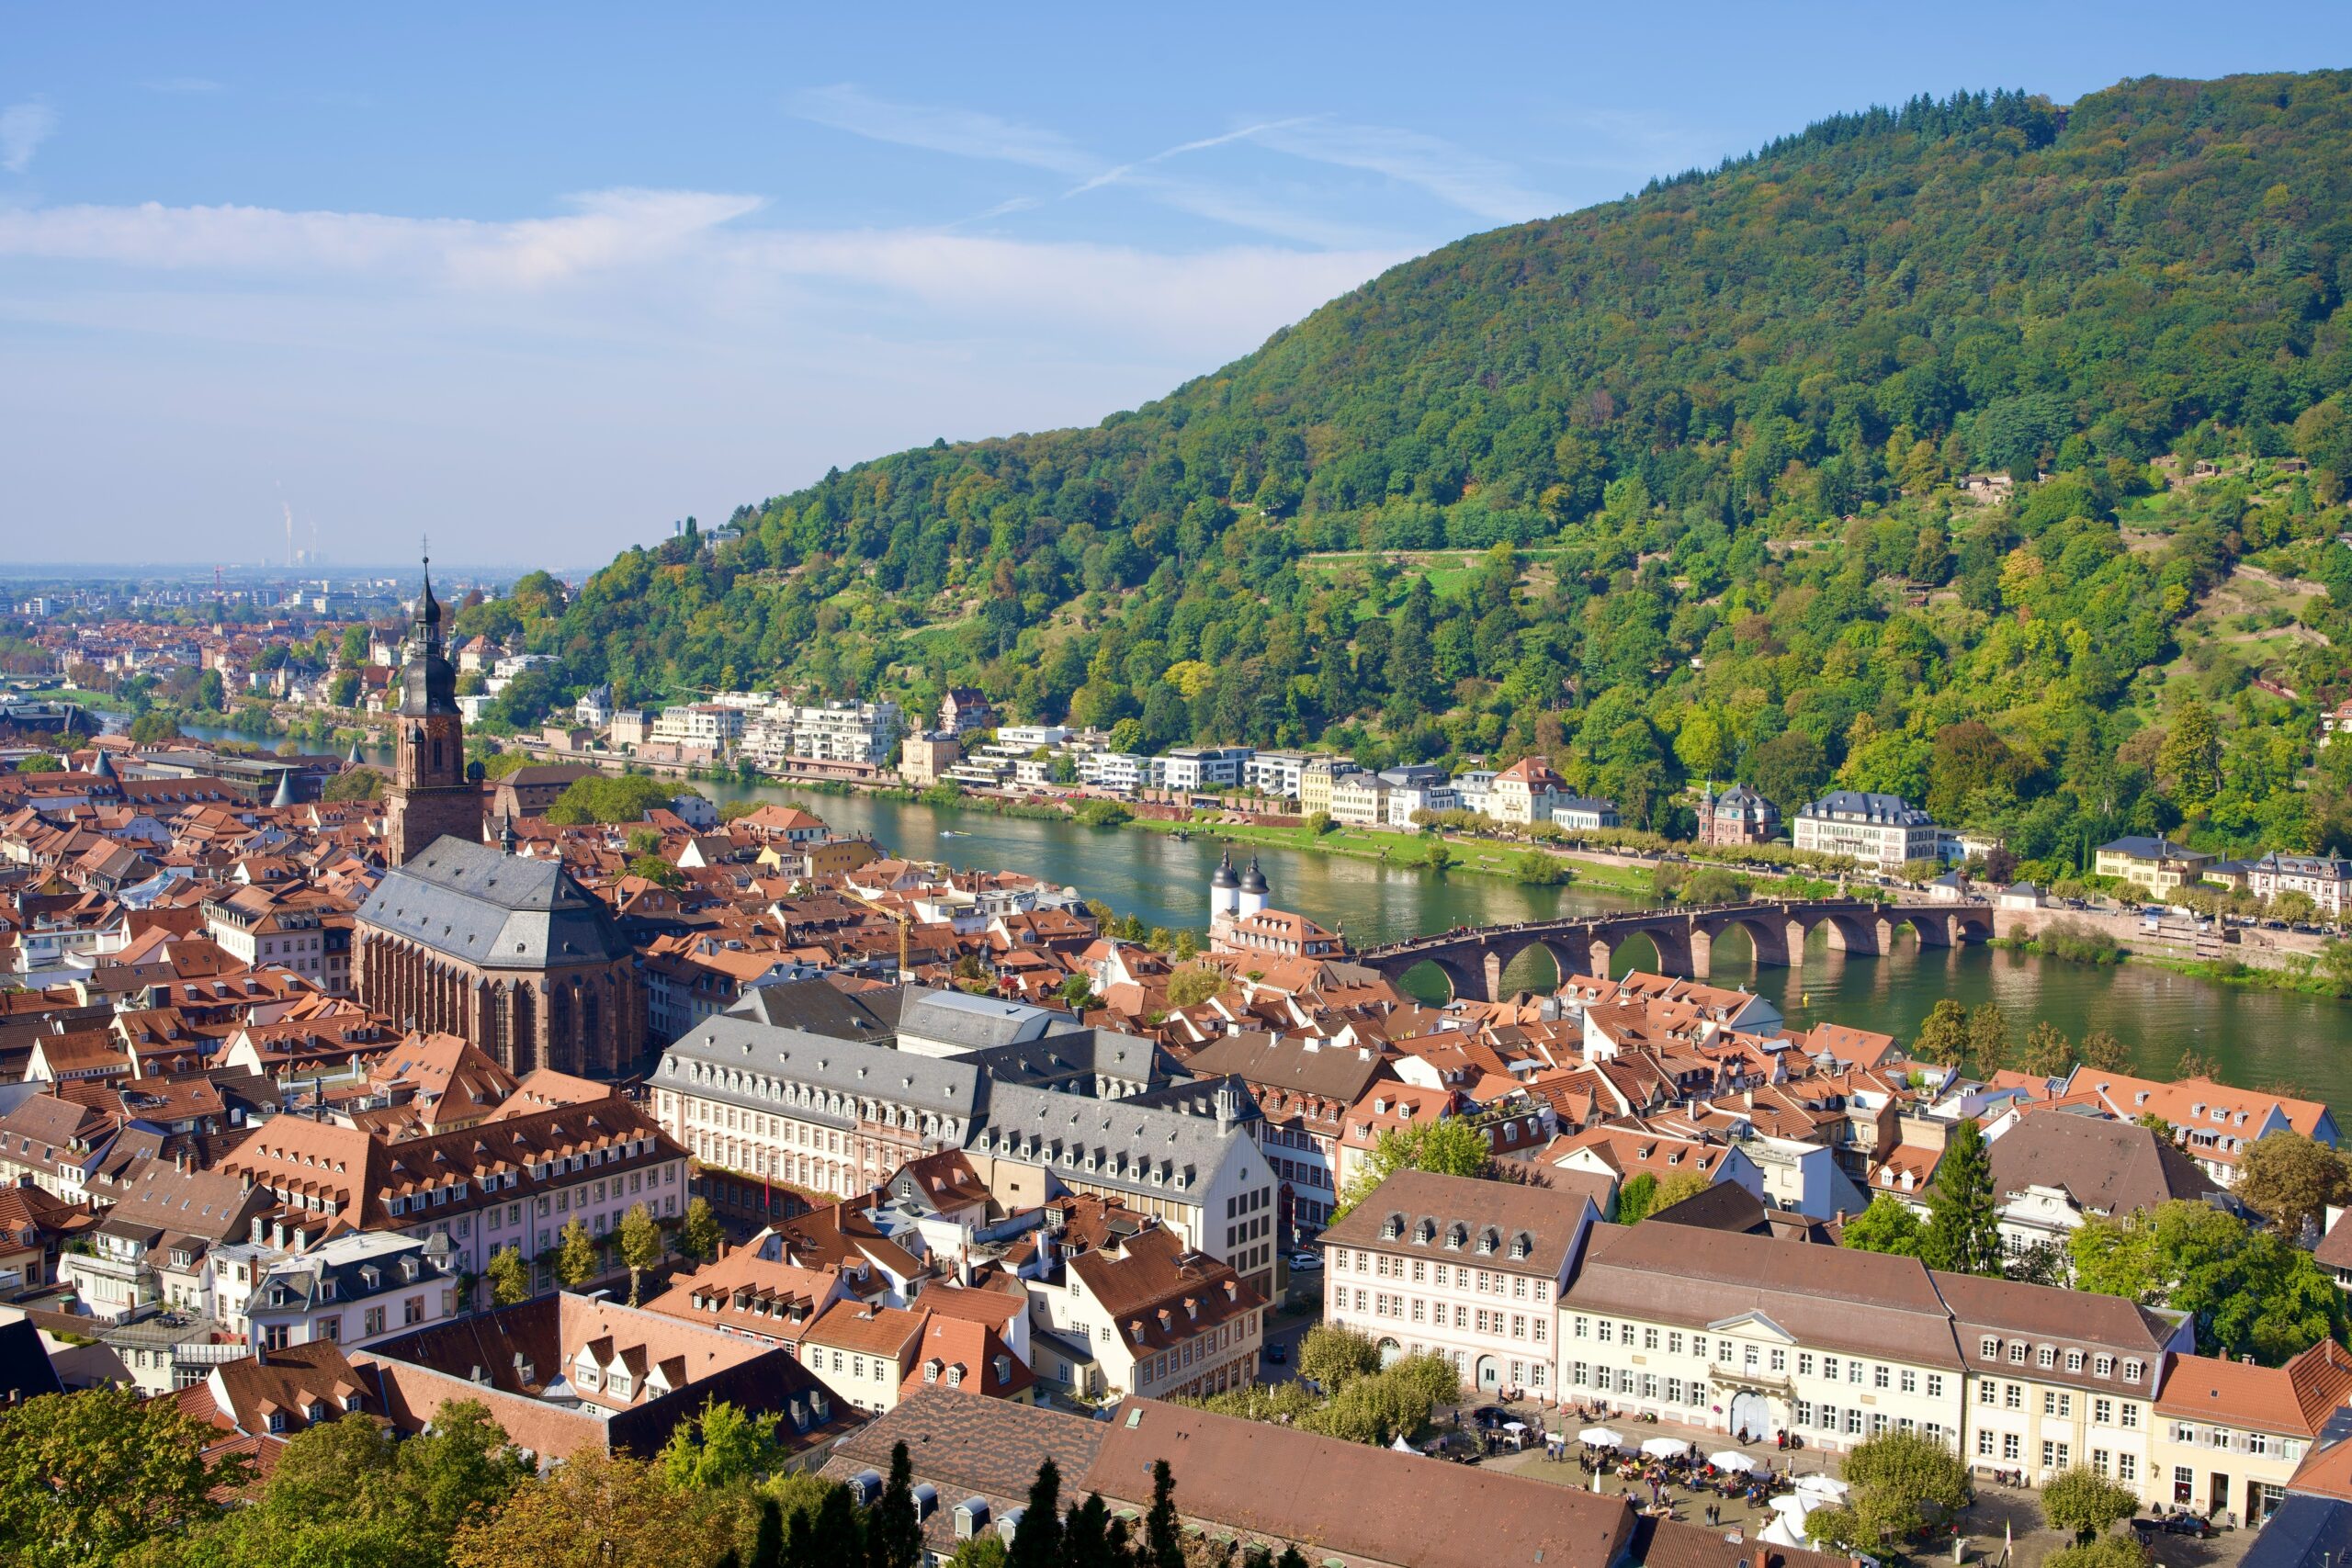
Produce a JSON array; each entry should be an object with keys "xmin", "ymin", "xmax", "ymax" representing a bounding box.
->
[{"xmin": 5, "ymin": 6, "xmax": 2349, "ymax": 568}]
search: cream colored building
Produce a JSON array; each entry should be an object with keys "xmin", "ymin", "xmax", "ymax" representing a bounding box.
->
[
  {"xmin": 2150, "ymin": 1341, "xmax": 2352, "ymax": 1524},
  {"xmin": 1319, "ymin": 1168, "xmax": 1611, "ymax": 1398},
  {"xmin": 1326, "ymin": 771, "xmax": 1390, "ymax": 828},
  {"xmin": 1028, "ymin": 1224, "xmax": 1262, "ymax": 1401}
]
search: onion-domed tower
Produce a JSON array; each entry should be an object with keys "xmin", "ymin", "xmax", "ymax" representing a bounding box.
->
[
  {"xmin": 1237, "ymin": 856, "xmax": 1270, "ymax": 919},
  {"xmin": 1208, "ymin": 847, "xmax": 1239, "ymax": 920}
]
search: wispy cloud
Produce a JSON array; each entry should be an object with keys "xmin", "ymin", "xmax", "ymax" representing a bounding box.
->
[
  {"xmin": 1, "ymin": 101, "xmax": 58, "ymax": 175},
  {"xmin": 1248, "ymin": 118, "xmax": 1560, "ymax": 223},
  {"xmin": 792, "ymin": 84, "xmax": 1094, "ymax": 176},
  {"xmin": 0, "ymin": 188, "xmax": 1408, "ymax": 344}
]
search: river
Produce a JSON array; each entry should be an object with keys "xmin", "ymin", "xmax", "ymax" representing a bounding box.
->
[{"xmin": 183, "ymin": 724, "xmax": 2352, "ymax": 1111}]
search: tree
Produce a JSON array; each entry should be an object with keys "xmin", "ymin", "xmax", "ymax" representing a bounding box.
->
[
  {"xmin": 680, "ymin": 1195, "xmax": 724, "ymax": 1262},
  {"xmin": 322, "ymin": 765, "xmax": 386, "ymax": 802},
  {"xmin": 1004, "ymin": 1458, "xmax": 1062, "ymax": 1568},
  {"xmin": 660, "ymin": 1399, "xmax": 784, "ymax": 1492},
  {"xmin": 1643, "ymin": 1169, "xmax": 1713, "ymax": 1218},
  {"xmin": 1165, "ymin": 963, "xmax": 1225, "ymax": 1010},
  {"xmin": 2177, "ymin": 1047, "xmax": 2224, "ymax": 1083},
  {"xmin": 2237, "ymin": 1131, "xmax": 2352, "ymax": 1240},
  {"xmin": 2041, "ymin": 1466, "xmax": 2141, "ymax": 1543},
  {"xmin": 486, "ymin": 1244, "xmax": 531, "ymax": 1306},
  {"xmin": 1614, "ymin": 1172, "xmax": 1659, "ymax": 1224},
  {"xmin": 1966, "ymin": 1002, "xmax": 2011, "ymax": 1076},
  {"xmin": 944, "ymin": 1541, "xmax": 1007, "ymax": 1568},
  {"xmin": 0, "ymin": 1384, "xmax": 247, "ymax": 1568},
  {"xmin": 2157, "ymin": 700, "xmax": 2222, "ymax": 812},
  {"xmin": 2076, "ymin": 1027, "xmax": 2129, "ymax": 1072},
  {"xmin": 628, "ymin": 854, "xmax": 686, "ymax": 890},
  {"xmin": 127, "ymin": 710, "xmax": 183, "ymax": 745},
  {"xmin": 1143, "ymin": 1460, "xmax": 1184, "ymax": 1568},
  {"xmin": 16, "ymin": 751, "xmax": 61, "ymax": 773},
  {"xmin": 866, "ymin": 1443, "xmax": 922, "ymax": 1568},
  {"xmin": 1911, "ymin": 998, "xmax": 1968, "ymax": 1066},
  {"xmin": 1330, "ymin": 1120, "xmax": 1491, "ymax": 1221},
  {"xmin": 2045, "ymin": 1537, "xmax": 2152, "ymax": 1568},
  {"xmin": 393, "ymin": 1400, "xmax": 533, "ymax": 1542},
  {"xmin": 1747, "ymin": 730, "xmax": 1829, "ymax": 815},
  {"xmin": 553, "ymin": 1218, "xmax": 598, "ymax": 1289},
  {"xmin": 618, "ymin": 1202, "xmax": 663, "ymax": 1305},
  {"xmin": 1919, "ymin": 1117, "xmax": 2001, "ymax": 1276},
  {"xmin": 449, "ymin": 1451, "xmax": 734, "ymax": 1568},
  {"xmin": 1296, "ymin": 1325, "xmax": 1383, "ymax": 1392},
  {"xmin": 2069, "ymin": 1200, "xmax": 2352, "ymax": 1363},
  {"xmin": 1840, "ymin": 1194, "xmax": 1926, "ymax": 1257},
  {"xmin": 1804, "ymin": 1430, "xmax": 1971, "ymax": 1551},
  {"xmin": 2018, "ymin": 1021, "xmax": 2074, "ymax": 1079}
]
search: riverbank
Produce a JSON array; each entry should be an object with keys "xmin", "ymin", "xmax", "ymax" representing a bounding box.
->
[{"xmin": 1128, "ymin": 815, "xmax": 1666, "ymax": 897}]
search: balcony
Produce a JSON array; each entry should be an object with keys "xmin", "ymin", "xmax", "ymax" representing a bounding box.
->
[{"xmin": 1707, "ymin": 1362, "xmax": 1796, "ymax": 1398}]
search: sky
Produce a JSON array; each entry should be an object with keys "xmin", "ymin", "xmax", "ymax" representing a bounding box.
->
[{"xmin": 5, "ymin": 6, "xmax": 2350, "ymax": 570}]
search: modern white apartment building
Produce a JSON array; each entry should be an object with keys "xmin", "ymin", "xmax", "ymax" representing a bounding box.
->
[
  {"xmin": 1159, "ymin": 746, "xmax": 1253, "ymax": 792},
  {"xmin": 1792, "ymin": 791, "xmax": 1944, "ymax": 869},
  {"xmin": 1245, "ymin": 750, "xmax": 1309, "ymax": 802},
  {"xmin": 1080, "ymin": 751, "xmax": 1148, "ymax": 792},
  {"xmin": 650, "ymin": 704, "xmax": 747, "ymax": 749}
]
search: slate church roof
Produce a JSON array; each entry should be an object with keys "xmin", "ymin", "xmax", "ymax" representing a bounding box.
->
[{"xmin": 357, "ymin": 836, "xmax": 631, "ymax": 968}]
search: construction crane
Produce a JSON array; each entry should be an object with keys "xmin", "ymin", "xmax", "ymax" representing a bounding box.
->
[{"xmin": 842, "ymin": 886, "xmax": 912, "ymax": 982}]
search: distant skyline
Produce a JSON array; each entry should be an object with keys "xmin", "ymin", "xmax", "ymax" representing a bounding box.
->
[{"xmin": 6, "ymin": 6, "xmax": 2350, "ymax": 565}]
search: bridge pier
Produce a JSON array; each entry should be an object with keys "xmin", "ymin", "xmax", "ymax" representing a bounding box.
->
[
  {"xmin": 1823, "ymin": 915, "xmax": 1883, "ymax": 957},
  {"xmin": 1686, "ymin": 925, "xmax": 1712, "ymax": 981},
  {"xmin": 1586, "ymin": 937, "xmax": 1612, "ymax": 978},
  {"xmin": 1482, "ymin": 949, "xmax": 1506, "ymax": 1004}
]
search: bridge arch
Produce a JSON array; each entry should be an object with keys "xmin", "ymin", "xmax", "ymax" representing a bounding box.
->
[
  {"xmin": 1396, "ymin": 953, "xmax": 1488, "ymax": 1005},
  {"xmin": 1696, "ymin": 913, "xmax": 1796, "ymax": 970}
]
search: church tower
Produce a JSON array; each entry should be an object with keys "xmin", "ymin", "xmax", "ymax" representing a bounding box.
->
[{"xmin": 382, "ymin": 554, "xmax": 484, "ymax": 864}]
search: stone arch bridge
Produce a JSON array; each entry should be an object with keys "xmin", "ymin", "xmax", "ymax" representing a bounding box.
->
[{"xmin": 1356, "ymin": 898, "xmax": 1993, "ymax": 1003}]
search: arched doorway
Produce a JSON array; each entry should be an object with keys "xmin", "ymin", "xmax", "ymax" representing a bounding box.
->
[
  {"xmin": 1378, "ymin": 1337, "xmax": 1403, "ymax": 1369},
  {"xmin": 1475, "ymin": 1355, "xmax": 1500, "ymax": 1391},
  {"xmin": 1728, "ymin": 1391, "xmax": 1770, "ymax": 1443}
]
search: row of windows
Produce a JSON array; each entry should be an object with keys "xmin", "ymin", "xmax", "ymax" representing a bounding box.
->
[
  {"xmin": 1975, "ymin": 1335, "xmax": 2143, "ymax": 1383},
  {"xmin": 1347, "ymin": 1291, "xmax": 1547, "ymax": 1340},
  {"xmin": 1351, "ymin": 1250, "xmax": 1550, "ymax": 1299},
  {"xmin": 1973, "ymin": 1381, "xmax": 2143, "ymax": 1427}
]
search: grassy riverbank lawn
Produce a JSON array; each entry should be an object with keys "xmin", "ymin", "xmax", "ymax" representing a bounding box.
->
[{"xmin": 1129, "ymin": 816, "xmax": 1659, "ymax": 896}]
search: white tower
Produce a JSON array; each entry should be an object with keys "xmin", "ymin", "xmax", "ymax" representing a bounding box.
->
[
  {"xmin": 1237, "ymin": 856, "xmax": 1269, "ymax": 919},
  {"xmin": 1209, "ymin": 848, "xmax": 1239, "ymax": 919}
]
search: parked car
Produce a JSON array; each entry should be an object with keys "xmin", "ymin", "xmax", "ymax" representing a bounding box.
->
[
  {"xmin": 1263, "ymin": 1342, "xmax": 1288, "ymax": 1365},
  {"xmin": 1285, "ymin": 1251, "xmax": 1323, "ymax": 1272},
  {"xmin": 1468, "ymin": 1405, "xmax": 1510, "ymax": 1430}
]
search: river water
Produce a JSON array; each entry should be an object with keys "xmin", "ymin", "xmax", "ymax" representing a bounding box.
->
[{"xmin": 184, "ymin": 725, "xmax": 2352, "ymax": 1111}]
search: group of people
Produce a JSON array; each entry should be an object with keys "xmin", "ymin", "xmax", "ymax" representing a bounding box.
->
[{"xmin": 1573, "ymin": 1446, "xmax": 1790, "ymax": 1522}]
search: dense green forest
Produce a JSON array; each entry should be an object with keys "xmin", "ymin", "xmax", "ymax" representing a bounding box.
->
[{"xmin": 498, "ymin": 72, "xmax": 2352, "ymax": 883}]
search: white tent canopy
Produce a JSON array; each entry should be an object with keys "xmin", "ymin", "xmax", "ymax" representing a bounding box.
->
[
  {"xmin": 1391, "ymin": 1434, "xmax": 1417, "ymax": 1453},
  {"xmin": 1578, "ymin": 1427, "xmax": 1624, "ymax": 1447},
  {"xmin": 1759, "ymin": 1517, "xmax": 1808, "ymax": 1549},
  {"xmin": 1795, "ymin": 1474, "xmax": 1851, "ymax": 1498},
  {"xmin": 1709, "ymin": 1450, "xmax": 1756, "ymax": 1472},
  {"xmin": 1640, "ymin": 1437, "xmax": 1692, "ymax": 1459}
]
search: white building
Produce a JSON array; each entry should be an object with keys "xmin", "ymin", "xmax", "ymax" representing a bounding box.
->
[
  {"xmin": 1245, "ymin": 751, "xmax": 1309, "ymax": 802},
  {"xmin": 2243, "ymin": 852, "xmax": 2352, "ymax": 917},
  {"xmin": 1546, "ymin": 795, "xmax": 1621, "ymax": 831},
  {"xmin": 227, "ymin": 1231, "xmax": 461, "ymax": 1351},
  {"xmin": 1318, "ymin": 1168, "xmax": 1610, "ymax": 1397},
  {"xmin": 650, "ymin": 704, "xmax": 747, "ymax": 749},
  {"xmin": 1159, "ymin": 746, "xmax": 1253, "ymax": 792},
  {"xmin": 1079, "ymin": 751, "xmax": 1148, "ymax": 792},
  {"xmin": 1792, "ymin": 791, "xmax": 1945, "ymax": 869}
]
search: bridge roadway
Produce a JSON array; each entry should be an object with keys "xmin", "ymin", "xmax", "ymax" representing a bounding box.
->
[{"xmin": 1354, "ymin": 897, "xmax": 1993, "ymax": 1003}]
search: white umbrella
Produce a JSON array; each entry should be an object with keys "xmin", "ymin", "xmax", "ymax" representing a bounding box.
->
[
  {"xmin": 1795, "ymin": 1473, "xmax": 1851, "ymax": 1498},
  {"xmin": 1579, "ymin": 1427, "xmax": 1624, "ymax": 1447},
  {"xmin": 1709, "ymin": 1450, "xmax": 1756, "ymax": 1472},
  {"xmin": 1503, "ymin": 1420, "xmax": 1529, "ymax": 1434},
  {"xmin": 1640, "ymin": 1437, "xmax": 1691, "ymax": 1459},
  {"xmin": 1759, "ymin": 1516, "xmax": 1807, "ymax": 1549},
  {"xmin": 1771, "ymin": 1494, "xmax": 1820, "ymax": 1522}
]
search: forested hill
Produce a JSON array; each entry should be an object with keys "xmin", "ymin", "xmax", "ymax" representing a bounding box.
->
[{"xmin": 526, "ymin": 70, "xmax": 2352, "ymax": 878}]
